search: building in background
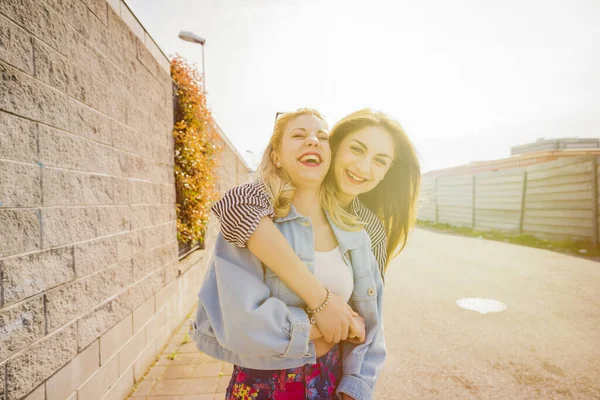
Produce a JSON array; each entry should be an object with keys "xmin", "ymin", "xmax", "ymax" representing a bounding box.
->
[{"xmin": 511, "ymin": 138, "xmax": 600, "ymax": 156}]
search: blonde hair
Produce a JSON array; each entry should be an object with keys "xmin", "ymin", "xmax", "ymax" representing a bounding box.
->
[
  {"xmin": 323, "ymin": 109, "xmax": 421, "ymax": 271},
  {"xmin": 256, "ymin": 108, "xmax": 361, "ymax": 231}
]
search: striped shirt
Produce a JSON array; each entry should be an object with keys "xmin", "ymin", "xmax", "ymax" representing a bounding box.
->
[{"xmin": 211, "ymin": 180, "xmax": 388, "ymax": 279}]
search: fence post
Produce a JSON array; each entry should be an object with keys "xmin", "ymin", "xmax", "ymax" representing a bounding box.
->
[
  {"xmin": 519, "ymin": 170, "xmax": 528, "ymax": 234},
  {"xmin": 472, "ymin": 175, "xmax": 476, "ymax": 229},
  {"xmin": 591, "ymin": 156, "xmax": 598, "ymax": 247},
  {"xmin": 435, "ymin": 177, "xmax": 439, "ymax": 224}
]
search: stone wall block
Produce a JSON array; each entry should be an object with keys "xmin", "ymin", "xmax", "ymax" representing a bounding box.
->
[
  {"xmin": 0, "ymin": 160, "xmax": 41, "ymax": 207},
  {"xmin": 1, "ymin": 246, "xmax": 73, "ymax": 305}
]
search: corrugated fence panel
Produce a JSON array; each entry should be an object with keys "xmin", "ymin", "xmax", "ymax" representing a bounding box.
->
[
  {"xmin": 597, "ymin": 156, "xmax": 600, "ymax": 235},
  {"xmin": 437, "ymin": 175, "xmax": 473, "ymax": 227},
  {"xmin": 523, "ymin": 156, "xmax": 594, "ymax": 241},
  {"xmin": 474, "ymin": 168, "xmax": 525, "ymax": 232},
  {"xmin": 418, "ymin": 176, "xmax": 437, "ymax": 222}
]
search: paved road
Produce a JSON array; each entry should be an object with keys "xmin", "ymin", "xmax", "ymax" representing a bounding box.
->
[{"xmin": 374, "ymin": 228, "xmax": 600, "ymax": 399}]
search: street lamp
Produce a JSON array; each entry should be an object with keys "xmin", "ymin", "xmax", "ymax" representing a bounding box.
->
[
  {"xmin": 178, "ymin": 31, "xmax": 206, "ymax": 91},
  {"xmin": 245, "ymin": 150, "xmax": 257, "ymax": 171}
]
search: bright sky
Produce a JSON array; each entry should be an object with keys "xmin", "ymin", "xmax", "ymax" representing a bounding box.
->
[{"xmin": 125, "ymin": 0, "xmax": 599, "ymax": 172}]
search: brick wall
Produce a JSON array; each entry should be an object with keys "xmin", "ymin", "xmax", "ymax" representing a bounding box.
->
[{"xmin": 0, "ymin": 1, "xmax": 250, "ymax": 399}]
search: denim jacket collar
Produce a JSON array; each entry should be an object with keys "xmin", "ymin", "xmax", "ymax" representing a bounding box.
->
[{"xmin": 274, "ymin": 204, "xmax": 364, "ymax": 252}]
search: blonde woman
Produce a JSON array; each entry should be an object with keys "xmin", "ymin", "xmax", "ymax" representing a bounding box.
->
[
  {"xmin": 192, "ymin": 109, "xmax": 385, "ymax": 399},
  {"xmin": 213, "ymin": 109, "xmax": 421, "ymax": 343}
]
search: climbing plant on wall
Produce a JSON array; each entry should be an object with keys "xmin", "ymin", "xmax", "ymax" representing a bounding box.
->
[{"xmin": 171, "ymin": 55, "xmax": 222, "ymax": 245}]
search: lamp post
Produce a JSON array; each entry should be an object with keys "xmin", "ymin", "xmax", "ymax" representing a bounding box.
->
[
  {"xmin": 178, "ymin": 31, "xmax": 206, "ymax": 91},
  {"xmin": 245, "ymin": 150, "xmax": 257, "ymax": 172}
]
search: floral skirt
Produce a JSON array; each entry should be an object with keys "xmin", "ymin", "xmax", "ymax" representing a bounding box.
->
[{"xmin": 225, "ymin": 344, "xmax": 342, "ymax": 400}]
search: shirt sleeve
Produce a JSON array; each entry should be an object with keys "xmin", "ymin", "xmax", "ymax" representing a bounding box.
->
[{"xmin": 211, "ymin": 181, "xmax": 274, "ymax": 248}]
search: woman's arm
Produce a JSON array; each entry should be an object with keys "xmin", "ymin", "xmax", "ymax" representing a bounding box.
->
[
  {"xmin": 212, "ymin": 182, "xmax": 358, "ymax": 343},
  {"xmin": 198, "ymin": 234, "xmax": 313, "ymax": 358}
]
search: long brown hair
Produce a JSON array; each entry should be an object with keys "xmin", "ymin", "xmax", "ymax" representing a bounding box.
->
[{"xmin": 324, "ymin": 109, "xmax": 421, "ymax": 270}]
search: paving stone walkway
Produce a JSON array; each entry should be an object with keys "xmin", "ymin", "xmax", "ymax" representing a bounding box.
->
[{"xmin": 128, "ymin": 322, "xmax": 232, "ymax": 400}]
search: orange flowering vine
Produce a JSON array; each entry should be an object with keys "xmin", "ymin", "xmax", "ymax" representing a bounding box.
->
[{"xmin": 171, "ymin": 55, "xmax": 222, "ymax": 244}]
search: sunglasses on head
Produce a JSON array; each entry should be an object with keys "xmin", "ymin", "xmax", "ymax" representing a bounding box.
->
[{"xmin": 274, "ymin": 111, "xmax": 290, "ymax": 125}]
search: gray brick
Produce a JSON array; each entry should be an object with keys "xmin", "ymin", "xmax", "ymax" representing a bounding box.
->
[
  {"xmin": 105, "ymin": 92, "xmax": 128, "ymax": 125},
  {"xmin": 1, "ymin": 246, "xmax": 73, "ymax": 305},
  {"xmin": 88, "ymin": 12, "xmax": 109, "ymax": 56},
  {"xmin": 63, "ymin": 26, "xmax": 110, "ymax": 85},
  {"xmin": 46, "ymin": 340, "xmax": 99, "ymax": 400},
  {"xmin": 42, "ymin": 207, "xmax": 97, "ymax": 248},
  {"xmin": 130, "ymin": 205, "xmax": 153, "ymax": 230},
  {"xmin": 46, "ymin": 0, "xmax": 90, "ymax": 46},
  {"xmin": 132, "ymin": 296, "xmax": 154, "ymax": 333},
  {"xmin": 142, "ymin": 224, "xmax": 165, "ymax": 249},
  {"xmin": 96, "ymin": 205, "xmax": 130, "ymax": 236},
  {"xmin": 39, "ymin": 124, "xmax": 87, "ymax": 170},
  {"xmin": 125, "ymin": 104, "xmax": 146, "ymax": 133},
  {"xmin": 99, "ymin": 314, "xmax": 131, "ymax": 365},
  {"xmin": 164, "ymin": 259, "xmax": 180, "ymax": 284},
  {"xmin": 132, "ymin": 252, "xmax": 160, "ymax": 282},
  {"xmin": 0, "ymin": 209, "xmax": 41, "ymax": 258},
  {"xmin": 136, "ymin": 39, "xmax": 164, "ymax": 83},
  {"xmin": 161, "ymin": 183, "xmax": 176, "ymax": 204},
  {"xmin": 22, "ymin": 384, "xmax": 44, "ymax": 400},
  {"xmin": 156, "ymin": 144, "xmax": 175, "ymax": 167},
  {"xmin": 43, "ymin": 168, "xmax": 114, "ymax": 207},
  {"xmin": 113, "ymin": 358, "xmax": 135, "ymax": 398},
  {"xmin": 0, "ymin": 295, "xmax": 45, "ymax": 361},
  {"xmin": 46, "ymin": 263, "xmax": 124, "ymax": 332},
  {"xmin": 34, "ymin": 39, "xmax": 92, "ymax": 104},
  {"xmin": 74, "ymin": 236, "xmax": 117, "ymax": 277},
  {"xmin": 117, "ymin": 151, "xmax": 135, "ymax": 178},
  {"xmin": 118, "ymin": 333, "xmax": 143, "ymax": 380},
  {"xmin": 0, "ymin": 63, "xmax": 71, "ymax": 132},
  {"xmin": 86, "ymin": 76, "xmax": 109, "ymax": 115},
  {"xmin": 112, "ymin": 120, "xmax": 149, "ymax": 156},
  {"xmin": 77, "ymin": 353, "xmax": 118, "ymax": 400},
  {"xmin": 128, "ymin": 267, "xmax": 165, "ymax": 312},
  {"xmin": 39, "ymin": 124, "xmax": 119, "ymax": 176},
  {"xmin": 116, "ymin": 230, "xmax": 145, "ymax": 261},
  {"xmin": 0, "ymin": 363, "xmax": 4, "ymax": 400},
  {"xmin": 130, "ymin": 180, "xmax": 161, "ymax": 204},
  {"xmin": 107, "ymin": 68, "xmax": 131, "ymax": 99},
  {"xmin": 155, "ymin": 241, "xmax": 178, "ymax": 267},
  {"xmin": 77, "ymin": 289, "xmax": 132, "ymax": 351},
  {"xmin": 113, "ymin": 178, "xmax": 129, "ymax": 204},
  {"xmin": 106, "ymin": 7, "xmax": 137, "ymax": 74},
  {"xmin": 116, "ymin": 259, "xmax": 133, "ymax": 291},
  {"xmin": 0, "ymin": 14, "xmax": 33, "ymax": 74},
  {"xmin": 84, "ymin": 0, "xmax": 108, "ymax": 26},
  {"xmin": 6, "ymin": 323, "xmax": 77, "ymax": 399},
  {"xmin": 143, "ymin": 116, "xmax": 170, "ymax": 146},
  {"xmin": 0, "ymin": 112, "xmax": 37, "ymax": 164},
  {"xmin": 0, "ymin": 0, "xmax": 69, "ymax": 54},
  {"xmin": 131, "ymin": 155, "xmax": 152, "ymax": 181},
  {"xmin": 0, "ymin": 160, "xmax": 41, "ymax": 207},
  {"xmin": 69, "ymin": 100, "xmax": 112, "ymax": 145}
]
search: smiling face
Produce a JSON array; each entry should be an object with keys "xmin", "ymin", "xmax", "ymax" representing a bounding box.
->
[
  {"xmin": 333, "ymin": 125, "xmax": 395, "ymax": 204},
  {"xmin": 273, "ymin": 114, "xmax": 331, "ymax": 189}
]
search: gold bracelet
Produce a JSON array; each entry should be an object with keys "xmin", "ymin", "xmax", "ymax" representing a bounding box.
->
[{"xmin": 305, "ymin": 287, "xmax": 332, "ymax": 324}]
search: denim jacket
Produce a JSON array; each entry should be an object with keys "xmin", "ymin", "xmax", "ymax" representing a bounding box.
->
[{"xmin": 190, "ymin": 205, "xmax": 386, "ymax": 400}]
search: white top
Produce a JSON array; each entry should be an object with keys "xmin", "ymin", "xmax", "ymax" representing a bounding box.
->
[{"xmin": 314, "ymin": 247, "xmax": 354, "ymax": 302}]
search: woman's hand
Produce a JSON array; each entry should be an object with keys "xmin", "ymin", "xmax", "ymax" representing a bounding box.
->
[
  {"xmin": 346, "ymin": 314, "xmax": 366, "ymax": 345},
  {"xmin": 341, "ymin": 394, "xmax": 356, "ymax": 400},
  {"xmin": 314, "ymin": 294, "xmax": 359, "ymax": 343}
]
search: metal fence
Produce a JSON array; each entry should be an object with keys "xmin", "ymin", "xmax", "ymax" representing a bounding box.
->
[{"xmin": 418, "ymin": 155, "xmax": 599, "ymax": 245}]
